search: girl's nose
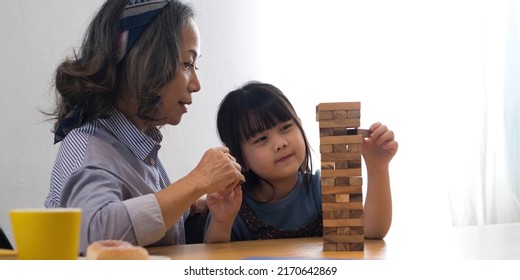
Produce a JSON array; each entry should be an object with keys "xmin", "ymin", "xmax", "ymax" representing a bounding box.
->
[{"xmin": 276, "ymin": 139, "xmax": 288, "ymax": 151}]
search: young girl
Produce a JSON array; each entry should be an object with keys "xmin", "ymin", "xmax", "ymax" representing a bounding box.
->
[{"xmin": 205, "ymin": 81, "xmax": 397, "ymax": 242}]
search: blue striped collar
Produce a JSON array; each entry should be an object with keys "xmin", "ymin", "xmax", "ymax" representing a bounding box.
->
[{"xmin": 98, "ymin": 107, "xmax": 162, "ymax": 163}]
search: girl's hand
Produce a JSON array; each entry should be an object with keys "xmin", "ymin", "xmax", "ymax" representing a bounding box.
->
[
  {"xmin": 361, "ymin": 122, "xmax": 398, "ymax": 170},
  {"xmin": 203, "ymin": 184, "xmax": 242, "ymax": 243},
  {"xmin": 206, "ymin": 185, "xmax": 243, "ymax": 224},
  {"xmin": 189, "ymin": 196, "xmax": 207, "ymax": 215}
]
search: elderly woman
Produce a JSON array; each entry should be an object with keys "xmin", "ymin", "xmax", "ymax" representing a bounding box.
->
[{"xmin": 44, "ymin": 0, "xmax": 243, "ymax": 254}]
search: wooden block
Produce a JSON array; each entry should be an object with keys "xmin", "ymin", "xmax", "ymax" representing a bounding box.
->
[
  {"xmin": 317, "ymin": 110, "xmax": 334, "ymax": 120},
  {"xmin": 318, "ymin": 119, "xmax": 360, "ymax": 129},
  {"xmin": 317, "ymin": 101, "xmax": 364, "ymax": 252},
  {"xmin": 349, "ymin": 176, "xmax": 363, "ymax": 185},
  {"xmin": 347, "ymin": 160, "xmax": 362, "ymax": 169},
  {"xmin": 350, "ymin": 243, "xmax": 364, "ymax": 251},
  {"xmin": 323, "ymin": 227, "xmax": 337, "ymax": 235},
  {"xmin": 336, "ymin": 243, "xmax": 350, "ymax": 251},
  {"xmin": 323, "ymin": 243, "xmax": 337, "ymax": 251},
  {"xmin": 321, "ymin": 168, "xmax": 362, "ymax": 178},
  {"xmin": 341, "ymin": 128, "xmax": 372, "ymax": 138},
  {"xmin": 319, "ymin": 144, "xmax": 333, "ymax": 153},
  {"xmin": 350, "ymin": 227, "xmax": 364, "ymax": 235},
  {"xmin": 321, "ymin": 152, "xmax": 361, "ymax": 161},
  {"xmin": 347, "ymin": 143, "xmax": 361, "ymax": 152},
  {"xmin": 346, "ymin": 110, "xmax": 361, "ymax": 119},
  {"xmin": 322, "ymin": 185, "xmax": 362, "ymax": 195},
  {"xmin": 334, "ymin": 210, "xmax": 351, "ymax": 219},
  {"xmin": 317, "ymin": 102, "xmax": 360, "ymax": 111},
  {"xmin": 333, "ymin": 110, "xmax": 347, "ymax": 119},
  {"xmin": 337, "ymin": 227, "xmax": 351, "ymax": 235},
  {"xmin": 323, "ymin": 218, "xmax": 364, "ymax": 227},
  {"xmin": 356, "ymin": 129, "xmax": 370, "ymax": 138},
  {"xmin": 322, "ymin": 210, "xmax": 335, "ymax": 219},
  {"xmin": 321, "ymin": 161, "xmax": 335, "ymax": 170},
  {"xmin": 334, "ymin": 161, "xmax": 349, "ymax": 169},
  {"xmin": 321, "ymin": 194, "xmax": 335, "ymax": 203},
  {"xmin": 332, "ymin": 128, "xmax": 349, "ymax": 136},
  {"xmin": 321, "ymin": 185, "xmax": 348, "ymax": 195},
  {"xmin": 321, "ymin": 177, "xmax": 335, "ymax": 186},
  {"xmin": 324, "ymin": 234, "xmax": 364, "ymax": 244},
  {"xmin": 335, "ymin": 194, "xmax": 349, "ymax": 203},
  {"xmin": 322, "ymin": 202, "xmax": 363, "ymax": 211},
  {"xmin": 350, "ymin": 210, "xmax": 364, "ymax": 218},
  {"xmin": 333, "ymin": 144, "xmax": 347, "ymax": 152},
  {"xmin": 319, "ymin": 135, "xmax": 362, "ymax": 145},
  {"xmin": 319, "ymin": 128, "xmax": 334, "ymax": 136},
  {"xmin": 335, "ymin": 177, "xmax": 349, "ymax": 185},
  {"xmin": 335, "ymin": 160, "xmax": 362, "ymax": 169}
]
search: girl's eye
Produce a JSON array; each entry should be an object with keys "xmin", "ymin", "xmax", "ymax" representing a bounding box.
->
[
  {"xmin": 252, "ymin": 136, "xmax": 267, "ymax": 144},
  {"xmin": 281, "ymin": 123, "xmax": 293, "ymax": 132}
]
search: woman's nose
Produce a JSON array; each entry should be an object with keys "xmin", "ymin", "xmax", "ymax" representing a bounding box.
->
[{"xmin": 189, "ymin": 71, "xmax": 201, "ymax": 93}]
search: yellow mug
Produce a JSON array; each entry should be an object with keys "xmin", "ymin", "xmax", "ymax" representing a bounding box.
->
[{"xmin": 9, "ymin": 208, "xmax": 81, "ymax": 260}]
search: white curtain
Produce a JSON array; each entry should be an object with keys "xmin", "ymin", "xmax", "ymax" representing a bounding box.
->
[
  {"xmin": 505, "ymin": 0, "xmax": 520, "ymax": 215},
  {"xmin": 245, "ymin": 0, "xmax": 519, "ymax": 229},
  {"xmin": 449, "ymin": 0, "xmax": 520, "ymax": 226}
]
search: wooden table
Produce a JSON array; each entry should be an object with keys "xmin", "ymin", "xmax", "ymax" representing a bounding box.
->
[
  {"xmin": 2, "ymin": 223, "xmax": 518, "ymax": 260},
  {"xmin": 149, "ymin": 236, "xmax": 385, "ymax": 260},
  {"xmin": 148, "ymin": 223, "xmax": 520, "ymax": 260}
]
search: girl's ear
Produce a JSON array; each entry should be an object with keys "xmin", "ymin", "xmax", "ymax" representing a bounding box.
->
[{"xmin": 236, "ymin": 157, "xmax": 248, "ymax": 172}]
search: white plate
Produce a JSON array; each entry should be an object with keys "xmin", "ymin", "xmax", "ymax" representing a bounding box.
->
[
  {"xmin": 149, "ymin": 255, "xmax": 170, "ymax": 260},
  {"xmin": 78, "ymin": 255, "xmax": 170, "ymax": 260}
]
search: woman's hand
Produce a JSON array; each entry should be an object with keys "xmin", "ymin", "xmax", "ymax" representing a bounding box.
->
[
  {"xmin": 155, "ymin": 147, "xmax": 244, "ymax": 230},
  {"xmin": 361, "ymin": 122, "xmax": 398, "ymax": 171},
  {"xmin": 189, "ymin": 147, "xmax": 245, "ymax": 194}
]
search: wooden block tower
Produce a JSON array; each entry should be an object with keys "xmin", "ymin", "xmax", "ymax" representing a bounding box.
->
[{"xmin": 316, "ymin": 102, "xmax": 364, "ymax": 251}]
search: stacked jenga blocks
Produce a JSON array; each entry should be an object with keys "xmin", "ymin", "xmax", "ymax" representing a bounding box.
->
[{"xmin": 316, "ymin": 102, "xmax": 364, "ymax": 251}]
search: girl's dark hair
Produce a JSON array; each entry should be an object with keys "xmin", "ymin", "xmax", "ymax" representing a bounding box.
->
[
  {"xmin": 49, "ymin": 0, "xmax": 195, "ymax": 133},
  {"xmin": 216, "ymin": 81, "xmax": 313, "ymax": 199}
]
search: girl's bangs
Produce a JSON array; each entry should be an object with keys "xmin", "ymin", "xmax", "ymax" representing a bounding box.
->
[{"xmin": 238, "ymin": 99, "xmax": 294, "ymax": 142}]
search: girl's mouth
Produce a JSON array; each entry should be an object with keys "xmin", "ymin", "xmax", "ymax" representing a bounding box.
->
[{"xmin": 276, "ymin": 154, "xmax": 293, "ymax": 163}]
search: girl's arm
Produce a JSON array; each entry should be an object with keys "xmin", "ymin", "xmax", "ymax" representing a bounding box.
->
[{"xmin": 361, "ymin": 122, "xmax": 398, "ymax": 239}]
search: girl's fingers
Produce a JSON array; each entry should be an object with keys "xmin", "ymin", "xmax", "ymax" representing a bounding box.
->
[
  {"xmin": 376, "ymin": 130, "xmax": 395, "ymax": 146},
  {"xmin": 383, "ymin": 141, "xmax": 399, "ymax": 151}
]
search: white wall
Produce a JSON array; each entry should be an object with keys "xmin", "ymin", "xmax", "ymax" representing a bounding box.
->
[
  {"xmin": 2, "ymin": 0, "xmax": 509, "ymax": 245},
  {"xmin": 0, "ymin": 0, "xmax": 106, "ymax": 244}
]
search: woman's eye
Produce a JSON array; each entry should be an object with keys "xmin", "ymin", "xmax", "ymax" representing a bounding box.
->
[{"xmin": 183, "ymin": 62, "xmax": 198, "ymax": 70}]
